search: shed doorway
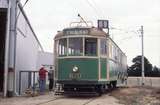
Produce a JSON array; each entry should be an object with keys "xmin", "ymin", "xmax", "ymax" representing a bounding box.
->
[{"xmin": 0, "ymin": 8, "xmax": 7, "ymax": 93}]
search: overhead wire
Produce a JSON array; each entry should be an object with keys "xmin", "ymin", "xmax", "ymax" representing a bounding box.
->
[
  {"xmin": 67, "ymin": 0, "xmax": 96, "ymax": 24},
  {"xmin": 70, "ymin": 0, "xmax": 144, "ymax": 42},
  {"xmin": 84, "ymin": 0, "xmax": 141, "ymax": 42},
  {"xmin": 85, "ymin": 0, "xmax": 102, "ymax": 18},
  {"xmin": 90, "ymin": 0, "xmax": 106, "ymax": 18}
]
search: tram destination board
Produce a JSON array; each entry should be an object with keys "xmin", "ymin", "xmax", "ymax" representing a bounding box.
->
[{"xmin": 63, "ymin": 28, "xmax": 90, "ymax": 35}]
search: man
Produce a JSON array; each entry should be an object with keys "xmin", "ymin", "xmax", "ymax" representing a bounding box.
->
[
  {"xmin": 39, "ymin": 66, "xmax": 48, "ymax": 94},
  {"xmin": 48, "ymin": 66, "xmax": 54, "ymax": 91}
]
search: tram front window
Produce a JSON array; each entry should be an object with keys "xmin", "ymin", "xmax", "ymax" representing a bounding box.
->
[
  {"xmin": 68, "ymin": 38, "xmax": 83, "ymax": 56},
  {"xmin": 85, "ymin": 38, "xmax": 97, "ymax": 56},
  {"xmin": 58, "ymin": 38, "xmax": 67, "ymax": 56}
]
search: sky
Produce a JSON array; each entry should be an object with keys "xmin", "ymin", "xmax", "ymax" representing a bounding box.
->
[{"xmin": 21, "ymin": 0, "xmax": 160, "ymax": 67}]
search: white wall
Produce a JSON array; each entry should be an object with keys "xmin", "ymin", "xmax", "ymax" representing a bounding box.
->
[
  {"xmin": 0, "ymin": 0, "xmax": 43, "ymax": 95},
  {"xmin": 0, "ymin": 0, "xmax": 8, "ymax": 8},
  {"xmin": 15, "ymin": 5, "xmax": 42, "ymax": 94},
  {"xmin": 16, "ymin": 13, "xmax": 39, "ymax": 71},
  {"xmin": 36, "ymin": 51, "xmax": 54, "ymax": 70}
]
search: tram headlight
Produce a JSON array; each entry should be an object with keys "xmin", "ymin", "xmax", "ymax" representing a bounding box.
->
[{"xmin": 72, "ymin": 66, "xmax": 78, "ymax": 72}]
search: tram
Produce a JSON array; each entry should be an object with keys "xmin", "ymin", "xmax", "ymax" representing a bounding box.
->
[{"xmin": 54, "ymin": 20, "xmax": 127, "ymax": 95}]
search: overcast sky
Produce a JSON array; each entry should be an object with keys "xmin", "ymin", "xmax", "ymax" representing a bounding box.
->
[{"xmin": 21, "ymin": 0, "xmax": 160, "ymax": 67}]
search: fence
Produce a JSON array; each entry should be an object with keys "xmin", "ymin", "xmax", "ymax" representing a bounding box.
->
[
  {"xmin": 127, "ymin": 77, "xmax": 160, "ymax": 87},
  {"xmin": 19, "ymin": 71, "xmax": 39, "ymax": 95}
]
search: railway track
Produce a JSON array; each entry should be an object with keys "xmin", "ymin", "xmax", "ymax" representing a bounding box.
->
[
  {"xmin": 35, "ymin": 96, "xmax": 64, "ymax": 105},
  {"xmin": 82, "ymin": 97, "xmax": 99, "ymax": 105},
  {"xmin": 35, "ymin": 87, "xmax": 122, "ymax": 105},
  {"xmin": 36, "ymin": 95, "xmax": 101, "ymax": 105}
]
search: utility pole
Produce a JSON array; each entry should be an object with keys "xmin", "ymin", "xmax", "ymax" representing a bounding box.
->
[{"xmin": 141, "ymin": 25, "xmax": 145, "ymax": 86}]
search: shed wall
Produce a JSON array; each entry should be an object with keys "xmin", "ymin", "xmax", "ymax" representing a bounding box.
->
[
  {"xmin": 36, "ymin": 51, "xmax": 54, "ymax": 70},
  {"xmin": 15, "ymin": 6, "xmax": 40, "ymax": 94},
  {"xmin": 0, "ymin": 0, "xmax": 8, "ymax": 8}
]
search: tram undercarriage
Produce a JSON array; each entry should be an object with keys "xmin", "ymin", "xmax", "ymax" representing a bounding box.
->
[{"xmin": 55, "ymin": 81, "xmax": 117, "ymax": 96}]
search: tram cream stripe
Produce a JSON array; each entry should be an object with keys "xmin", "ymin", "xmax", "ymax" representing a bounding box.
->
[
  {"xmin": 55, "ymin": 35, "xmax": 105, "ymax": 40},
  {"xmin": 107, "ymin": 38, "xmax": 110, "ymax": 80},
  {"xmin": 98, "ymin": 39, "xmax": 101, "ymax": 80},
  {"xmin": 57, "ymin": 56, "xmax": 99, "ymax": 59}
]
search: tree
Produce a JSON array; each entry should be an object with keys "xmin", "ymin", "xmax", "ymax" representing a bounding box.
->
[
  {"xmin": 152, "ymin": 66, "xmax": 160, "ymax": 77},
  {"xmin": 128, "ymin": 55, "xmax": 152, "ymax": 77}
]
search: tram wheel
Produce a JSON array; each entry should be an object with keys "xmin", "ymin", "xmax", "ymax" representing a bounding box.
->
[
  {"xmin": 111, "ymin": 81, "xmax": 117, "ymax": 89},
  {"xmin": 95, "ymin": 85, "xmax": 104, "ymax": 96},
  {"xmin": 107, "ymin": 83, "xmax": 112, "ymax": 90}
]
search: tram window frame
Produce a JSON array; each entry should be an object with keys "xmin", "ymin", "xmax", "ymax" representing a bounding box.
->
[
  {"xmin": 68, "ymin": 37, "xmax": 83, "ymax": 56},
  {"xmin": 112, "ymin": 45, "xmax": 114, "ymax": 59},
  {"xmin": 55, "ymin": 40, "xmax": 59, "ymax": 56},
  {"xmin": 109, "ymin": 43, "xmax": 112, "ymax": 58},
  {"xmin": 85, "ymin": 38, "xmax": 97, "ymax": 56},
  {"xmin": 58, "ymin": 38, "xmax": 67, "ymax": 56},
  {"xmin": 100, "ymin": 39, "xmax": 107, "ymax": 55}
]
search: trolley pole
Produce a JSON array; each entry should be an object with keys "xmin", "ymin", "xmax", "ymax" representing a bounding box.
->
[{"xmin": 141, "ymin": 25, "xmax": 145, "ymax": 86}]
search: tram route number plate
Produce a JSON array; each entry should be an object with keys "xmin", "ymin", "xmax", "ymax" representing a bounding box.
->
[{"xmin": 69, "ymin": 73, "xmax": 81, "ymax": 79}]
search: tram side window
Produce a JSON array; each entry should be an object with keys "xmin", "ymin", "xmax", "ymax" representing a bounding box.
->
[
  {"xmin": 120, "ymin": 53, "xmax": 122, "ymax": 64},
  {"xmin": 85, "ymin": 38, "xmax": 97, "ymax": 56},
  {"xmin": 58, "ymin": 38, "xmax": 67, "ymax": 56},
  {"xmin": 116, "ymin": 49, "xmax": 119, "ymax": 61},
  {"xmin": 118, "ymin": 50, "xmax": 120, "ymax": 63},
  {"xmin": 68, "ymin": 38, "xmax": 83, "ymax": 56},
  {"xmin": 100, "ymin": 39, "xmax": 107, "ymax": 55}
]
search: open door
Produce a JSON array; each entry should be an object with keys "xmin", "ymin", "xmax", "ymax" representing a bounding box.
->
[
  {"xmin": 0, "ymin": 5, "xmax": 10, "ymax": 97},
  {"xmin": 0, "ymin": 8, "xmax": 7, "ymax": 93}
]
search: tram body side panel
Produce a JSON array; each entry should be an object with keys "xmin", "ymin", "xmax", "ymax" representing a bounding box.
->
[
  {"xmin": 100, "ymin": 58, "xmax": 107, "ymax": 79},
  {"xmin": 98, "ymin": 58, "xmax": 121, "ymax": 83},
  {"xmin": 57, "ymin": 58, "xmax": 99, "ymax": 84},
  {"xmin": 100, "ymin": 57, "xmax": 127, "ymax": 83},
  {"xmin": 109, "ymin": 60, "xmax": 117, "ymax": 81}
]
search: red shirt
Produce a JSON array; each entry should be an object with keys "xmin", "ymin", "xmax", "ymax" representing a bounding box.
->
[{"xmin": 39, "ymin": 67, "xmax": 47, "ymax": 80}]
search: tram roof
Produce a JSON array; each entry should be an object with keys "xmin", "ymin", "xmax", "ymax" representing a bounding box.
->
[
  {"xmin": 54, "ymin": 26, "xmax": 126, "ymax": 57},
  {"xmin": 54, "ymin": 26, "xmax": 108, "ymax": 39}
]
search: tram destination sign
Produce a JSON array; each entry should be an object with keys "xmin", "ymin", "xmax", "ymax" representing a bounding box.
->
[
  {"xmin": 98, "ymin": 20, "xmax": 109, "ymax": 29},
  {"xmin": 63, "ymin": 28, "xmax": 89, "ymax": 35}
]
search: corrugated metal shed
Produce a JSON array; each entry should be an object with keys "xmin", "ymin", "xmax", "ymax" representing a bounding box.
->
[
  {"xmin": 0, "ymin": 0, "xmax": 8, "ymax": 8},
  {"xmin": 0, "ymin": 0, "xmax": 46, "ymax": 97}
]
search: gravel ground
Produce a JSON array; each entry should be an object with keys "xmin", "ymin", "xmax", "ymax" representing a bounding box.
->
[
  {"xmin": 0, "ymin": 91, "xmax": 121, "ymax": 105},
  {"xmin": 41, "ymin": 95, "xmax": 121, "ymax": 105},
  {"xmin": 0, "ymin": 92, "xmax": 121, "ymax": 105},
  {"xmin": 1, "ymin": 86, "xmax": 160, "ymax": 105},
  {"xmin": 110, "ymin": 86, "xmax": 160, "ymax": 105},
  {"xmin": 0, "ymin": 92, "xmax": 58, "ymax": 105}
]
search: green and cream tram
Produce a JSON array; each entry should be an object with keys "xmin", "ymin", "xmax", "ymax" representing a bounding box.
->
[{"xmin": 54, "ymin": 22, "xmax": 127, "ymax": 95}]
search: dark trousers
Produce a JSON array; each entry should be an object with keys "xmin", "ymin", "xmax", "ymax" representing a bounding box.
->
[{"xmin": 49, "ymin": 79, "xmax": 53, "ymax": 90}]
